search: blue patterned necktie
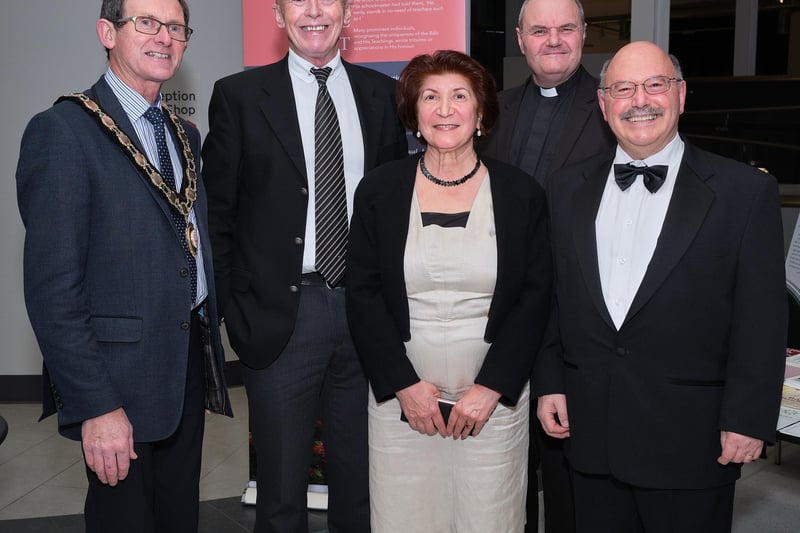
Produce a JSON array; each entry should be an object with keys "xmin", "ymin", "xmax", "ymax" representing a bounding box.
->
[
  {"xmin": 143, "ymin": 106, "xmax": 197, "ymax": 304},
  {"xmin": 311, "ymin": 67, "xmax": 347, "ymax": 287}
]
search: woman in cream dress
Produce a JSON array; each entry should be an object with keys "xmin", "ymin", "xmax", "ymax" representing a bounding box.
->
[{"xmin": 347, "ymin": 51, "xmax": 552, "ymax": 532}]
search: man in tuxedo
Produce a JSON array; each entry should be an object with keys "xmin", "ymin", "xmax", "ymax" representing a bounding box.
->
[
  {"xmin": 483, "ymin": 1, "xmax": 613, "ymax": 531},
  {"xmin": 201, "ymin": 1, "xmax": 407, "ymax": 531},
  {"xmin": 16, "ymin": 1, "xmax": 231, "ymax": 532},
  {"xmin": 536, "ymin": 41, "xmax": 786, "ymax": 533}
]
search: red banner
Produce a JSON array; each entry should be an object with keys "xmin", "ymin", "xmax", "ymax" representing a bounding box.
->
[{"xmin": 243, "ymin": 0, "xmax": 466, "ymax": 68}]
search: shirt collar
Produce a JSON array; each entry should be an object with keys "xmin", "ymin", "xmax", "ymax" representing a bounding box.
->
[
  {"xmin": 287, "ymin": 49, "xmax": 343, "ymax": 84},
  {"xmin": 534, "ymin": 66, "xmax": 582, "ymax": 98},
  {"xmin": 104, "ymin": 68, "xmax": 162, "ymax": 122},
  {"xmin": 614, "ymin": 133, "xmax": 684, "ymax": 167}
]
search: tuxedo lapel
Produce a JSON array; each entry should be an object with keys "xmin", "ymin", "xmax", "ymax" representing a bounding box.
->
[
  {"xmin": 625, "ymin": 145, "xmax": 714, "ymax": 323},
  {"xmin": 258, "ymin": 58, "xmax": 308, "ymax": 182},
  {"xmin": 572, "ymin": 160, "xmax": 616, "ymax": 330}
]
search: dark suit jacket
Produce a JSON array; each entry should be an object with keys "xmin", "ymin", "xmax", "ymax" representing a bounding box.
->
[
  {"xmin": 535, "ymin": 140, "xmax": 786, "ymax": 489},
  {"xmin": 16, "ymin": 78, "xmax": 231, "ymax": 442},
  {"xmin": 482, "ymin": 66, "xmax": 614, "ymax": 182},
  {"xmin": 346, "ymin": 156, "xmax": 553, "ymax": 405},
  {"xmin": 202, "ymin": 55, "xmax": 408, "ymax": 370}
]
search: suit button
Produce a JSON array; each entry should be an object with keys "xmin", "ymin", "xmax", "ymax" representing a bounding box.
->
[
  {"xmin": 294, "ymin": 237, "xmax": 303, "ymax": 245},
  {"xmin": 180, "ymin": 268, "xmax": 189, "ymax": 277},
  {"xmin": 289, "ymin": 285, "xmax": 299, "ymax": 293},
  {"xmin": 56, "ymin": 401, "xmax": 64, "ymax": 409},
  {"xmin": 300, "ymin": 187, "xmax": 308, "ymax": 196},
  {"xmin": 180, "ymin": 321, "xmax": 191, "ymax": 330},
  {"xmin": 616, "ymin": 347, "xmax": 626, "ymax": 357}
]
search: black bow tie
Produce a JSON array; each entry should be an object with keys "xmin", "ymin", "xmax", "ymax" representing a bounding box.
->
[{"xmin": 613, "ymin": 163, "xmax": 668, "ymax": 193}]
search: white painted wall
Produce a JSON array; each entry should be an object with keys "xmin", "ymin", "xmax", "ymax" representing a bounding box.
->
[{"xmin": 0, "ymin": 1, "xmax": 243, "ymax": 375}]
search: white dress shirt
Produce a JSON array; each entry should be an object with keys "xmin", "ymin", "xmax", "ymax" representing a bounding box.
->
[
  {"xmin": 595, "ymin": 134, "xmax": 685, "ymax": 329},
  {"xmin": 287, "ymin": 49, "xmax": 366, "ymax": 273}
]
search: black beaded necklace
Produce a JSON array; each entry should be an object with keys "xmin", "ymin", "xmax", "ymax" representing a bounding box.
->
[{"xmin": 419, "ymin": 153, "xmax": 482, "ymax": 187}]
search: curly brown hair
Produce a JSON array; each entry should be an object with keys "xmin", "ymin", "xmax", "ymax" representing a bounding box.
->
[{"xmin": 397, "ymin": 50, "xmax": 498, "ymax": 144}]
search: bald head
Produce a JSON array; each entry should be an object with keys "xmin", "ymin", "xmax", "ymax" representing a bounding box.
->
[{"xmin": 598, "ymin": 41, "xmax": 686, "ymax": 160}]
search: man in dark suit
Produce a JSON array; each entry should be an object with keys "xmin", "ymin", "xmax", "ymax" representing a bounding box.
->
[
  {"xmin": 201, "ymin": 1, "xmax": 407, "ymax": 531},
  {"xmin": 15, "ymin": 1, "xmax": 231, "ymax": 532},
  {"xmin": 483, "ymin": 0, "xmax": 613, "ymax": 186},
  {"xmin": 536, "ymin": 41, "xmax": 786, "ymax": 533},
  {"xmin": 482, "ymin": 1, "xmax": 613, "ymax": 531}
]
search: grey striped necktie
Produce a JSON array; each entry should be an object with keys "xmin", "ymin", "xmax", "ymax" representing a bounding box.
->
[{"xmin": 312, "ymin": 67, "xmax": 347, "ymax": 287}]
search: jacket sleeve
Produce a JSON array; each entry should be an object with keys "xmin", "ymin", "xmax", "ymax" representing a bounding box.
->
[
  {"xmin": 16, "ymin": 108, "xmax": 122, "ymax": 433},
  {"xmin": 718, "ymin": 173, "xmax": 786, "ymax": 442},
  {"xmin": 346, "ymin": 175, "xmax": 420, "ymax": 402},
  {"xmin": 200, "ymin": 79, "xmax": 241, "ymax": 313},
  {"xmin": 475, "ymin": 170, "xmax": 554, "ymax": 405}
]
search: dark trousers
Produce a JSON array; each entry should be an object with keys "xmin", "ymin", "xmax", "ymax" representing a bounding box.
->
[
  {"xmin": 527, "ymin": 400, "xmax": 576, "ymax": 533},
  {"xmin": 572, "ymin": 471, "xmax": 735, "ymax": 533},
  {"xmin": 242, "ymin": 284, "xmax": 370, "ymax": 533},
  {"xmin": 84, "ymin": 311, "xmax": 206, "ymax": 533}
]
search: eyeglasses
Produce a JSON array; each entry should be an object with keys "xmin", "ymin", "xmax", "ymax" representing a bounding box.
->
[
  {"xmin": 115, "ymin": 16, "xmax": 193, "ymax": 42},
  {"xmin": 601, "ymin": 76, "xmax": 682, "ymax": 99}
]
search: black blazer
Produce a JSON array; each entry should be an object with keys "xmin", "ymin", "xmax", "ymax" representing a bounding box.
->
[
  {"xmin": 202, "ymin": 55, "xmax": 408, "ymax": 369},
  {"xmin": 346, "ymin": 156, "xmax": 553, "ymax": 405},
  {"xmin": 535, "ymin": 140, "xmax": 786, "ymax": 489},
  {"xmin": 482, "ymin": 66, "xmax": 614, "ymax": 182}
]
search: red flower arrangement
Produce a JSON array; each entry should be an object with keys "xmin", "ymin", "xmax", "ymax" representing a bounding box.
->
[{"xmin": 308, "ymin": 419, "xmax": 327, "ymax": 485}]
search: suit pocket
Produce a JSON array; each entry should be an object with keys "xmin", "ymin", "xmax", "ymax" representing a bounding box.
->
[{"xmin": 90, "ymin": 316, "xmax": 142, "ymax": 343}]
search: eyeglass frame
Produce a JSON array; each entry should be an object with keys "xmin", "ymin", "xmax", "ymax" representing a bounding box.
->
[
  {"xmin": 114, "ymin": 16, "xmax": 194, "ymax": 42},
  {"xmin": 601, "ymin": 76, "xmax": 683, "ymax": 99}
]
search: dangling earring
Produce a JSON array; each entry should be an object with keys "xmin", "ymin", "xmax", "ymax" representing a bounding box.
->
[
  {"xmin": 415, "ymin": 131, "xmax": 421, "ymax": 139},
  {"xmin": 476, "ymin": 128, "xmax": 482, "ymax": 137}
]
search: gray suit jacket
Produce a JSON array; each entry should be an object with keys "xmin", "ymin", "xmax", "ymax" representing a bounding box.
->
[{"xmin": 16, "ymin": 77, "xmax": 232, "ymax": 441}]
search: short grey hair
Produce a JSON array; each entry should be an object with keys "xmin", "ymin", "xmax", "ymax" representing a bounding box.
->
[
  {"xmin": 599, "ymin": 52, "xmax": 684, "ymax": 88},
  {"xmin": 517, "ymin": 0, "xmax": 585, "ymax": 29}
]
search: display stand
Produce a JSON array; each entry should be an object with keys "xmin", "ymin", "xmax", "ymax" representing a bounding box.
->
[
  {"xmin": 241, "ymin": 422, "xmax": 329, "ymax": 510},
  {"xmin": 240, "ymin": 481, "xmax": 329, "ymax": 510}
]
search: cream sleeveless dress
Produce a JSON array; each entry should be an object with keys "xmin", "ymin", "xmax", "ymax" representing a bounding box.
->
[{"xmin": 368, "ymin": 174, "xmax": 529, "ymax": 533}]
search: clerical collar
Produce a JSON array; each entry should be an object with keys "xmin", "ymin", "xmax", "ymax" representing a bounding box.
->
[{"xmin": 535, "ymin": 68, "xmax": 581, "ymax": 99}]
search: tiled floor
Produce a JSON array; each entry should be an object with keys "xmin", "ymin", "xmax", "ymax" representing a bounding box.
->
[
  {"xmin": 0, "ymin": 386, "xmax": 327, "ymax": 532},
  {"xmin": 0, "ymin": 386, "xmax": 799, "ymax": 532}
]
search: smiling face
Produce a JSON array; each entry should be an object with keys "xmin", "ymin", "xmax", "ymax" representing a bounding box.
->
[
  {"xmin": 516, "ymin": 0, "xmax": 585, "ymax": 88},
  {"xmin": 416, "ymin": 73, "xmax": 481, "ymax": 154},
  {"xmin": 598, "ymin": 41, "xmax": 686, "ymax": 160},
  {"xmin": 96, "ymin": 0, "xmax": 187, "ymax": 103},
  {"xmin": 274, "ymin": 0, "xmax": 350, "ymax": 67}
]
